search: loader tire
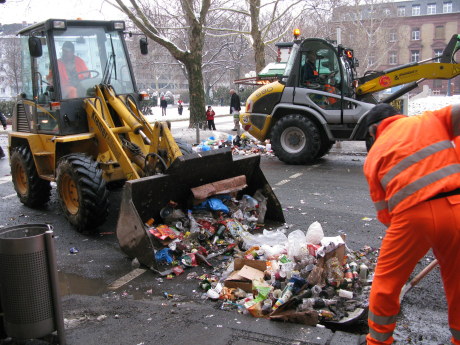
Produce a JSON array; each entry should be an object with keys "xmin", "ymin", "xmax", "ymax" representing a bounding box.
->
[
  {"xmin": 10, "ymin": 146, "xmax": 51, "ymax": 207},
  {"xmin": 315, "ymin": 138, "xmax": 335, "ymax": 160},
  {"xmin": 176, "ymin": 139, "xmax": 194, "ymax": 155},
  {"xmin": 56, "ymin": 154, "xmax": 109, "ymax": 233},
  {"xmin": 271, "ymin": 114, "xmax": 321, "ymax": 164}
]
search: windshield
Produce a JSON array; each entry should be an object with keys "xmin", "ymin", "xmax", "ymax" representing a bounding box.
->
[
  {"xmin": 283, "ymin": 43, "xmax": 299, "ymax": 78},
  {"xmin": 53, "ymin": 26, "xmax": 134, "ymax": 99}
]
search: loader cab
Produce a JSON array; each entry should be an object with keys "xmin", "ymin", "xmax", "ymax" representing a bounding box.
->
[
  {"xmin": 283, "ymin": 38, "xmax": 368, "ymax": 126},
  {"xmin": 17, "ymin": 19, "xmax": 136, "ymax": 135},
  {"xmin": 284, "ymin": 39, "xmax": 357, "ymax": 108}
]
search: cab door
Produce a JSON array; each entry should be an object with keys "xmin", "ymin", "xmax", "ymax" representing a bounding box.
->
[{"xmin": 292, "ymin": 39, "xmax": 361, "ymax": 125}]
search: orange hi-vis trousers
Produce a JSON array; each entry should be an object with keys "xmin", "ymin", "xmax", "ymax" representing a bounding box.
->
[{"xmin": 367, "ymin": 195, "xmax": 460, "ymax": 344}]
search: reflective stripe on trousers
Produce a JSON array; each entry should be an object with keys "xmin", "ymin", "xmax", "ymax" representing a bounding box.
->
[{"xmin": 367, "ymin": 310, "xmax": 397, "ymax": 344}]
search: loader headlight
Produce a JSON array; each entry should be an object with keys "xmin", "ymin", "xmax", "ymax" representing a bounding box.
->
[
  {"xmin": 112, "ymin": 21, "xmax": 125, "ymax": 31},
  {"xmin": 51, "ymin": 20, "xmax": 67, "ymax": 30}
]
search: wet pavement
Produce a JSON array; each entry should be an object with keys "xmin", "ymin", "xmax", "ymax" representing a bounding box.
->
[{"xmin": 0, "ymin": 119, "xmax": 450, "ymax": 345}]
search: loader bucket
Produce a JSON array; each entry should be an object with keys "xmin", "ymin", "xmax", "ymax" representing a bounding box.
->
[{"xmin": 116, "ymin": 148, "xmax": 285, "ymax": 270}]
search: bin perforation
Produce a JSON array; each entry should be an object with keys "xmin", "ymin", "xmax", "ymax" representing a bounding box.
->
[{"xmin": 0, "ymin": 251, "xmax": 53, "ymax": 323}]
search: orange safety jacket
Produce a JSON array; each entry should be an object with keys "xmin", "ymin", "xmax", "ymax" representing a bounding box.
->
[
  {"xmin": 364, "ymin": 104, "xmax": 460, "ymax": 224},
  {"xmin": 57, "ymin": 56, "xmax": 90, "ymax": 87},
  {"xmin": 324, "ymin": 84, "xmax": 337, "ymax": 104}
]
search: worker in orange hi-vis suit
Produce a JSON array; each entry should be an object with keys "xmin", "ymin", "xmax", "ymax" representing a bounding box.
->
[
  {"xmin": 57, "ymin": 41, "xmax": 90, "ymax": 98},
  {"xmin": 363, "ymin": 103, "xmax": 460, "ymax": 345}
]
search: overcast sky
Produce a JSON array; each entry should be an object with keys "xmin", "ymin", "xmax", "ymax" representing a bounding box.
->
[{"xmin": 0, "ymin": 0, "xmax": 126, "ymax": 25}]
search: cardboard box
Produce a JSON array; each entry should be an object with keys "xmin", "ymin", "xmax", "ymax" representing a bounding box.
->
[
  {"xmin": 191, "ymin": 175, "xmax": 247, "ymax": 201},
  {"xmin": 224, "ymin": 258, "xmax": 267, "ymax": 293}
]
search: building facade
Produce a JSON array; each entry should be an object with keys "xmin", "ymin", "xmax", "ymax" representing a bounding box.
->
[{"xmin": 334, "ymin": 0, "xmax": 460, "ymax": 95}]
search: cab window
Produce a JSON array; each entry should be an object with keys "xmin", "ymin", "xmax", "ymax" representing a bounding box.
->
[{"xmin": 53, "ymin": 27, "xmax": 135, "ymax": 99}]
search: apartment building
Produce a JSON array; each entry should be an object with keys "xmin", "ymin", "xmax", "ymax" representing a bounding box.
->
[{"xmin": 334, "ymin": 0, "xmax": 460, "ymax": 95}]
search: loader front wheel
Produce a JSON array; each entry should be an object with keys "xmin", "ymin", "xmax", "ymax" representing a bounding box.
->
[
  {"xmin": 271, "ymin": 114, "xmax": 321, "ymax": 164},
  {"xmin": 57, "ymin": 154, "xmax": 109, "ymax": 232},
  {"xmin": 10, "ymin": 146, "xmax": 51, "ymax": 207}
]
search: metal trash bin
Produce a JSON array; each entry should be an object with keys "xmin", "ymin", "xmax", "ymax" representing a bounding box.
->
[{"xmin": 0, "ymin": 224, "xmax": 65, "ymax": 344}]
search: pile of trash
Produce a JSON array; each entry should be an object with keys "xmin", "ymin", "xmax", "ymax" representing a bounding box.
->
[
  {"xmin": 141, "ymin": 175, "xmax": 376, "ymax": 328},
  {"xmin": 143, "ymin": 175, "xmax": 270, "ymax": 277},
  {"xmin": 199, "ymin": 223, "xmax": 376, "ymax": 327},
  {"xmin": 193, "ymin": 134, "xmax": 274, "ymax": 156}
]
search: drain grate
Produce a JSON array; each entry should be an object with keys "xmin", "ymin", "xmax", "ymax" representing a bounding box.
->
[{"xmin": 227, "ymin": 329, "xmax": 317, "ymax": 345}]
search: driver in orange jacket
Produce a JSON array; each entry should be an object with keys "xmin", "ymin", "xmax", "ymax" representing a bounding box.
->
[
  {"xmin": 363, "ymin": 103, "xmax": 460, "ymax": 345},
  {"xmin": 57, "ymin": 41, "xmax": 90, "ymax": 98}
]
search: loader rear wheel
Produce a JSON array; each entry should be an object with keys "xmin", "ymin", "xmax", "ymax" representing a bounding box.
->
[
  {"xmin": 10, "ymin": 146, "xmax": 51, "ymax": 207},
  {"xmin": 56, "ymin": 154, "xmax": 109, "ymax": 232},
  {"xmin": 271, "ymin": 114, "xmax": 321, "ymax": 164}
]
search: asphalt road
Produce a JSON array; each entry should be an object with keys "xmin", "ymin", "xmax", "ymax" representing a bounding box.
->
[{"xmin": 0, "ymin": 122, "xmax": 450, "ymax": 344}]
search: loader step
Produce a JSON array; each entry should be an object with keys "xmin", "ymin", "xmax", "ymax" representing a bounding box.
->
[{"xmin": 34, "ymin": 151, "xmax": 54, "ymax": 156}]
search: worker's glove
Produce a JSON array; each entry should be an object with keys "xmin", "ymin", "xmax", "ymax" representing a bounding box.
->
[{"xmin": 3, "ymin": 126, "xmax": 6, "ymax": 130}]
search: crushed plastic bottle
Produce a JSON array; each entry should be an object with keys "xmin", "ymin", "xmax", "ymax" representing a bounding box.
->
[
  {"xmin": 240, "ymin": 195, "xmax": 259, "ymax": 212},
  {"xmin": 187, "ymin": 210, "xmax": 200, "ymax": 234}
]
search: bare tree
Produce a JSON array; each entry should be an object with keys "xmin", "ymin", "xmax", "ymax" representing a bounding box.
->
[
  {"xmin": 111, "ymin": 0, "xmax": 211, "ymax": 126},
  {"xmin": 2, "ymin": 36, "xmax": 22, "ymax": 95},
  {"xmin": 208, "ymin": 0, "xmax": 306, "ymax": 74},
  {"xmin": 332, "ymin": 0, "xmax": 400, "ymax": 76}
]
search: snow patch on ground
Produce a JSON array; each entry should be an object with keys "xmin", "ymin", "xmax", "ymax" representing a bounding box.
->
[{"xmin": 409, "ymin": 95, "xmax": 460, "ymax": 115}]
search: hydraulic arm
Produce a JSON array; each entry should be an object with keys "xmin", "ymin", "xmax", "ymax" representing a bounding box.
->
[{"xmin": 356, "ymin": 34, "xmax": 460, "ymax": 96}]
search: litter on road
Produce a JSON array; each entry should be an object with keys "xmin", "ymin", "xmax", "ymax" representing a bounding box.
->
[{"xmin": 118, "ymin": 172, "xmax": 378, "ymax": 331}]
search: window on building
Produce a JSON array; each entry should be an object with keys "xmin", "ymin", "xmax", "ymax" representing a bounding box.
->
[
  {"xmin": 389, "ymin": 30, "xmax": 397, "ymax": 42},
  {"xmin": 435, "ymin": 25, "xmax": 445, "ymax": 39},
  {"xmin": 433, "ymin": 79, "xmax": 442, "ymax": 88},
  {"xmin": 389, "ymin": 51, "xmax": 398, "ymax": 65},
  {"xmin": 397, "ymin": 6, "xmax": 405, "ymax": 16},
  {"xmin": 443, "ymin": 2, "xmax": 452, "ymax": 13},
  {"xmin": 411, "ymin": 28, "xmax": 420, "ymax": 40},
  {"xmin": 427, "ymin": 3, "xmax": 437, "ymax": 14},
  {"xmin": 0, "ymin": 77, "xmax": 4, "ymax": 82},
  {"xmin": 434, "ymin": 49, "xmax": 443, "ymax": 62},
  {"xmin": 0, "ymin": 88, "xmax": 5, "ymax": 94},
  {"xmin": 412, "ymin": 5, "xmax": 421, "ymax": 16},
  {"xmin": 367, "ymin": 55, "xmax": 375, "ymax": 66},
  {"xmin": 411, "ymin": 50, "xmax": 420, "ymax": 62},
  {"xmin": 384, "ymin": 8, "xmax": 391, "ymax": 16}
]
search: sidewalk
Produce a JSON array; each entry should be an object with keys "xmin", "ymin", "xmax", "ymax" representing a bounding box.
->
[{"xmin": 0, "ymin": 117, "xmax": 368, "ymax": 157}]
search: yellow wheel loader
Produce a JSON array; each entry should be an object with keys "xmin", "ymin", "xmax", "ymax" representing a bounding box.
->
[
  {"xmin": 9, "ymin": 19, "xmax": 284, "ymax": 237},
  {"xmin": 240, "ymin": 34, "xmax": 460, "ymax": 164}
]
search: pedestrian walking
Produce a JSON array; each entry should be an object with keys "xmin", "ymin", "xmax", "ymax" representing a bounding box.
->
[
  {"xmin": 363, "ymin": 103, "xmax": 460, "ymax": 345},
  {"xmin": 230, "ymin": 89, "xmax": 241, "ymax": 134},
  {"xmin": 160, "ymin": 96, "xmax": 167, "ymax": 116},
  {"xmin": 178, "ymin": 99, "xmax": 183, "ymax": 115},
  {"xmin": 0, "ymin": 111, "xmax": 7, "ymax": 159},
  {"xmin": 206, "ymin": 106, "xmax": 216, "ymax": 130}
]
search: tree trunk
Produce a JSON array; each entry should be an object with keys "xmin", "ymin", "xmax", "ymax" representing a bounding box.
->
[
  {"xmin": 253, "ymin": 39, "xmax": 266, "ymax": 75},
  {"xmin": 186, "ymin": 58, "xmax": 206, "ymax": 127},
  {"xmin": 249, "ymin": 0, "xmax": 266, "ymax": 74}
]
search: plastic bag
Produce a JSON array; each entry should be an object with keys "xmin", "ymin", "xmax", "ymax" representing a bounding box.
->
[
  {"xmin": 241, "ymin": 229, "xmax": 288, "ymax": 249},
  {"xmin": 261, "ymin": 244, "xmax": 286, "ymax": 259},
  {"xmin": 305, "ymin": 221, "xmax": 324, "ymax": 245},
  {"xmin": 195, "ymin": 198, "xmax": 230, "ymax": 213},
  {"xmin": 287, "ymin": 229, "xmax": 307, "ymax": 259}
]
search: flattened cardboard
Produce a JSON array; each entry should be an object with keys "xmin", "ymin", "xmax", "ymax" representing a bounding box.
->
[
  {"xmin": 191, "ymin": 175, "xmax": 247, "ymax": 200},
  {"xmin": 234, "ymin": 258, "xmax": 267, "ymax": 271},
  {"xmin": 238, "ymin": 265, "xmax": 265, "ymax": 281},
  {"xmin": 224, "ymin": 259, "xmax": 267, "ymax": 292}
]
